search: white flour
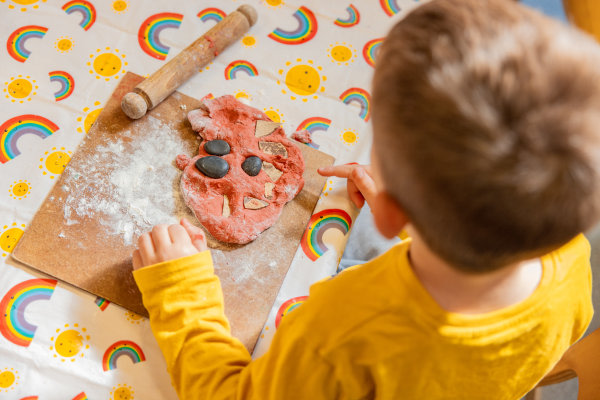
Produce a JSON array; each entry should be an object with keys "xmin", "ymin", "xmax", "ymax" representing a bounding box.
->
[{"xmin": 63, "ymin": 116, "xmax": 190, "ymax": 245}]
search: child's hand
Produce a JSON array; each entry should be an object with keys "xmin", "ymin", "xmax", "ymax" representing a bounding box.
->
[
  {"xmin": 132, "ymin": 218, "xmax": 208, "ymax": 271},
  {"xmin": 318, "ymin": 164, "xmax": 377, "ymax": 208}
]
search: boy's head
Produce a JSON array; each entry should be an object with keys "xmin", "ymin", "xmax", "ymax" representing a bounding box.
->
[{"xmin": 371, "ymin": 0, "xmax": 600, "ymax": 273}]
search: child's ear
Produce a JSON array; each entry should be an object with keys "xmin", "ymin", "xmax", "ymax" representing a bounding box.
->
[{"xmin": 372, "ymin": 191, "xmax": 409, "ymax": 239}]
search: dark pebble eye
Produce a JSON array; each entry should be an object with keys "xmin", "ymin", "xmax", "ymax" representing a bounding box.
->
[
  {"xmin": 242, "ymin": 156, "xmax": 262, "ymax": 176},
  {"xmin": 195, "ymin": 156, "xmax": 229, "ymax": 179},
  {"xmin": 204, "ymin": 139, "xmax": 230, "ymax": 156}
]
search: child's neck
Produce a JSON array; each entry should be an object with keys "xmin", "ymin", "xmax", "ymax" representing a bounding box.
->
[{"xmin": 407, "ymin": 228, "xmax": 543, "ymax": 314}]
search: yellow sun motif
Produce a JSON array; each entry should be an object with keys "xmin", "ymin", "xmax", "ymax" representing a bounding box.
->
[
  {"xmin": 277, "ymin": 59, "xmax": 326, "ymax": 102},
  {"xmin": 0, "ymin": 367, "xmax": 19, "ymax": 392},
  {"xmin": 3, "ymin": 75, "xmax": 37, "ymax": 103},
  {"xmin": 263, "ymin": 107, "xmax": 284, "ymax": 123},
  {"xmin": 1, "ymin": 0, "xmax": 46, "ymax": 12},
  {"xmin": 9, "ymin": 180, "xmax": 31, "ymax": 200},
  {"xmin": 241, "ymin": 35, "xmax": 257, "ymax": 48},
  {"xmin": 54, "ymin": 36, "xmax": 74, "ymax": 53},
  {"xmin": 111, "ymin": 383, "xmax": 135, "ymax": 400},
  {"xmin": 0, "ymin": 223, "xmax": 26, "ymax": 257},
  {"xmin": 50, "ymin": 323, "xmax": 90, "ymax": 362},
  {"xmin": 261, "ymin": 0, "xmax": 283, "ymax": 8},
  {"xmin": 328, "ymin": 42, "xmax": 357, "ymax": 66},
  {"xmin": 77, "ymin": 101, "xmax": 103, "ymax": 133},
  {"xmin": 112, "ymin": 0, "xmax": 128, "ymax": 13},
  {"xmin": 39, "ymin": 147, "xmax": 72, "ymax": 179},
  {"xmin": 125, "ymin": 310, "xmax": 144, "ymax": 325},
  {"xmin": 340, "ymin": 129, "xmax": 358, "ymax": 145},
  {"xmin": 198, "ymin": 61, "xmax": 213, "ymax": 73},
  {"xmin": 88, "ymin": 47, "xmax": 128, "ymax": 81},
  {"xmin": 234, "ymin": 90, "xmax": 252, "ymax": 103},
  {"xmin": 323, "ymin": 179, "xmax": 333, "ymax": 197}
]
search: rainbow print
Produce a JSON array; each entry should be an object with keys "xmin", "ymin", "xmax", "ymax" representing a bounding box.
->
[
  {"xmin": 268, "ymin": 6, "xmax": 318, "ymax": 45},
  {"xmin": 20, "ymin": 397, "xmax": 39, "ymax": 400},
  {"xmin": 275, "ymin": 296, "xmax": 309, "ymax": 328},
  {"xmin": 48, "ymin": 71, "xmax": 75, "ymax": 101},
  {"xmin": 102, "ymin": 340, "xmax": 146, "ymax": 371},
  {"xmin": 224, "ymin": 60, "xmax": 258, "ymax": 80},
  {"xmin": 94, "ymin": 296, "xmax": 110, "ymax": 311},
  {"xmin": 0, "ymin": 279, "xmax": 57, "ymax": 347},
  {"xmin": 138, "ymin": 12, "xmax": 183, "ymax": 60},
  {"xmin": 301, "ymin": 209, "xmax": 353, "ymax": 261},
  {"xmin": 296, "ymin": 117, "xmax": 331, "ymax": 149},
  {"xmin": 363, "ymin": 38, "xmax": 383, "ymax": 68},
  {"xmin": 380, "ymin": 0, "xmax": 401, "ymax": 16},
  {"xmin": 71, "ymin": 392, "xmax": 88, "ymax": 400},
  {"xmin": 334, "ymin": 4, "xmax": 360, "ymax": 27},
  {"xmin": 339, "ymin": 88, "xmax": 371, "ymax": 122},
  {"xmin": 0, "ymin": 115, "xmax": 60, "ymax": 164},
  {"xmin": 197, "ymin": 7, "xmax": 226, "ymax": 24},
  {"xmin": 62, "ymin": 0, "xmax": 97, "ymax": 31},
  {"xmin": 6, "ymin": 25, "xmax": 48, "ymax": 63}
]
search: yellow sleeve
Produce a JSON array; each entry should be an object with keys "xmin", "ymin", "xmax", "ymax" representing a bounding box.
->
[{"xmin": 133, "ymin": 251, "xmax": 340, "ymax": 400}]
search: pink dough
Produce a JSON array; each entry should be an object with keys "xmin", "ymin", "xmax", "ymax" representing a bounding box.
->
[
  {"xmin": 292, "ymin": 129, "xmax": 313, "ymax": 145},
  {"xmin": 177, "ymin": 95, "xmax": 305, "ymax": 244}
]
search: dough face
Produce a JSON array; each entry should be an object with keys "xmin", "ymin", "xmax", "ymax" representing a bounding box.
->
[{"xmin": 177, "ymin": 95, "xmax": 305, "ymax": 244}]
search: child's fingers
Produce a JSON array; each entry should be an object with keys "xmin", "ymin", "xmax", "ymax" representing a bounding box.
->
[
  {"xmin": 132, "ymin": 250, "xmax": 143, "ymax": 270},
  {"xmin": 152, "ymin": 224, "xmax": 172, "ymax": 250},
  {"xmin": 180, "ymin": 218, "xmax": 208, "ymax": 251},
  {"xmin": 318, "ymin": 165, "xmax": 357, "ymax": 178},
  {"xmin": 348, "ymin": 180, "xmax": 366, "ymax": 208},
  {"xmin": 168, "ymin": 224, "xmax": 191, "ymax": 244},
  {"xmin": 138, "ymin": 232, "xmax": 155, "ymax": 265},
  {"xmin": 351, "ymin": 167, "xmax": 377, "ymax": 207}
]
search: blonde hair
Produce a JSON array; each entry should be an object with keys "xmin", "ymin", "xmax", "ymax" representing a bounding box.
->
[{"xmin": 372, "ymin": 0, "xmax": 600, "ymax": 272}]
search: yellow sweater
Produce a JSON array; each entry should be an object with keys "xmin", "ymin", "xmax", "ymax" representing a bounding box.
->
[{"xmin": 133, "ymin": 234, "xmax": 593, "ymax": 400}]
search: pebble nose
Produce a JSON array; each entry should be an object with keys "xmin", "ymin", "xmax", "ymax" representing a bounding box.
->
[
  {"xmin": 242, "ymin": 156, "xmax": 262, "ymax": 176},
  {"xmin": 195, "ymin": 156, "xmax": 230, "ymax": 179}
]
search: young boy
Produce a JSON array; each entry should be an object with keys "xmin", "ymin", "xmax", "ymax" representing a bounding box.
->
[{"xmin": 132, "ymin": 0, "xmax": 600, "ymax": 398}]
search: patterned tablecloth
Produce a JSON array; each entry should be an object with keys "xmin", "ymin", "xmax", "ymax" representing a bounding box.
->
[{"xmin": 0, "ymin": 0, "xmax": 419, "ymax": 398}]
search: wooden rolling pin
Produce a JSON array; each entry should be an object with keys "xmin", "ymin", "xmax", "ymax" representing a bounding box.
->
[{"xmin": 121, "ymin": 4, "xmax": 257, "ymax": 119}]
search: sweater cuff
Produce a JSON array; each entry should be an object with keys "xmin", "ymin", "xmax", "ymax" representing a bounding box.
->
[{"xmin": 133, "ymin": 250, "xmax": 214, "ymax": 295}]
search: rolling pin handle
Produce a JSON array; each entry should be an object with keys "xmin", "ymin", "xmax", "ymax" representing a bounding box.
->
[
  {"xmin": 237, "ymin": 4, "xmax": 258, "ymax": 26},
  {"xmin": 121, "ymin": 92, "xmax": 149, "ymax": 120}
]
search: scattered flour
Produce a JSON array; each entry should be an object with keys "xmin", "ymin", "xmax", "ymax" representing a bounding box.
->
[{"xmin": 62, "ymin": 116, "xmax": 189, "ymax": 245}]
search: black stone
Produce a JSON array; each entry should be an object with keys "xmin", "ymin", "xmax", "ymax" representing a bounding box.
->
[
  {"xmin": 195, "ymin": 156, "xmax": 229, "ymax": 179},
  {"xmin": 204, "ymin": 139, "xmax": 230, "ymax": 156},
  {"xmin": 242, "ymin": 156, "xmax": 262, "ymax": 176}
]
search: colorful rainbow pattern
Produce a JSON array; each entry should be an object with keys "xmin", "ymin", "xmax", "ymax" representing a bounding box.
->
[
  {"xmin": 275, "ymin": 296, "xmax": 309, "ymax": 328},
  {"xmin": 102, "ymin": 340, "xmax": 146, "ymax": 371},
  {"xmin": 339, "ymin": 88, "xmax": 371, "ymax": 122},
  {"xmin": 197, "ymin": 7, "xmax": 226, "ymax": 23},
  {"xmin": 334, "ymin": 4, "xmax": 360, "ymax": 27},
  {"xmin": 6, "ymin": 25, "xmax": 48, "ymax": 63},
  {"xmin": 268, "ymin": 6, "xmax": 318, "ymax": 45},
  {"xmin": 71, "ymin": 393, "xmax": 88, "ymax": 400},
  {"xmin": 380, "ymin": 0, "xmax": 401, "ymax": 16},
  {"xmin": 62, "ymin": 0, "xmax": 97, "ymax": 31},
  {"xmin": 0, "ymin": 279, "xmax": 57, "ymax": 347},
  {"xmin": 20, "ymin": 397, "xmax": 39, "ymax": 400},
  {"xmin": 94, "ymin": 296, "xmax": 109, "ymax": 311},
  {"xmin": 224, "ymin": 60, "xmax": 258, "ymax": 80},
  {"xmin": 301, "ymin": 209, "xmax": 353, "ymax": 261},
  {"xmin": 0, "ymin": 115, "xmax": 59, "ymax": 164},
  {"xmin": 296, "ymin": 117, "xmax": 331, "ymax": 149},
  {"xmin": 48, "ymin": 70, "xmax": 75, "ymax": 101},
  {"xmin": 363, "ymin": 38, "xmax": 383, "ymax": 68},
  {"xmin": 138, "ymin": 12, "xmax": 183, "ymax": 60}
]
